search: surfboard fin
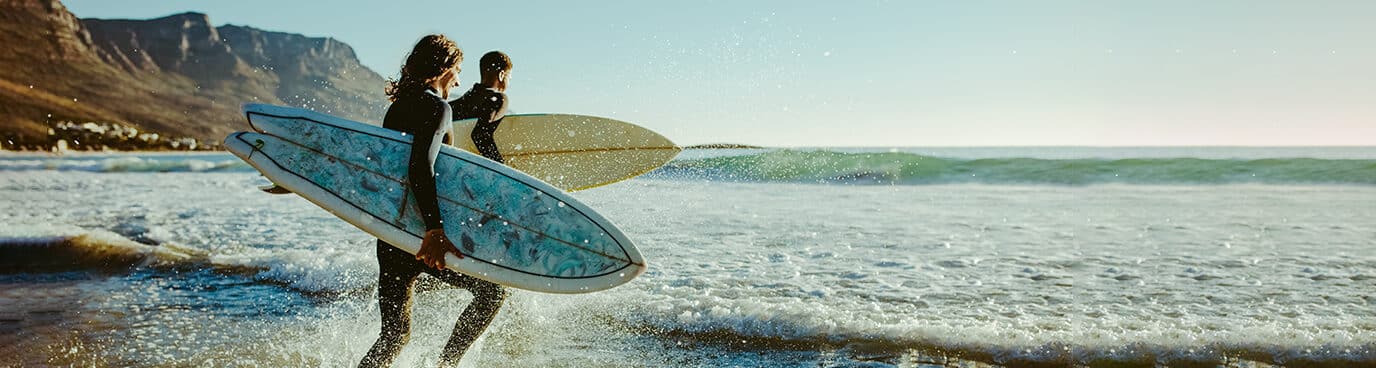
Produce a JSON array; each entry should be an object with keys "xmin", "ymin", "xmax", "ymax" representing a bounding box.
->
[{"xmin": 259, "ymin": 184, "xmax": 292, "ymax": 194}]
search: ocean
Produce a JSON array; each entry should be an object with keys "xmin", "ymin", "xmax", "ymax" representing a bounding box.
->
[{"xmin": 1, "ymin": 147, "xmax": 1373, "ymax": 367}]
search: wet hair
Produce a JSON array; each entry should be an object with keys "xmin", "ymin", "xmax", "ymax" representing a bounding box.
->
[
  {"xmin": 386, "ymin": 34, "xmax": 463, "ymax": 102},
  {"xmin": 480, "ymin": 51, "xmax": 512, "ymax": 75}
]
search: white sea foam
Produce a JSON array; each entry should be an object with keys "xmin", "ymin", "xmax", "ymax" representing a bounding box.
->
[
  {"xmin": 0, "ymin": 154, "xmax": 250, "ymax": 173},
  {"xmin": 2, "ymin": 153, "xmax": 1374, "ymax": 366}
]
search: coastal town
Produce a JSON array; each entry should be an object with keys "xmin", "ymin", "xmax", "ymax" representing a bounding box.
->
[{"xmin": 2, "ymin": 120, "xmax": 212, "ymax": 152}]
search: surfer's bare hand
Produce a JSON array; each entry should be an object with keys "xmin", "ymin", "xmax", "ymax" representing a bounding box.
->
[{"xmin": 418, "ymin": 229, "xmax": 462, "ymax": 269}]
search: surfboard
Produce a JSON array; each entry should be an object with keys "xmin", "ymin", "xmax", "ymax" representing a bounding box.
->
[
  {"xmin": 223, "ymin": 112, "xmax": 645, "ymax": 294},
  {"xmin": 244, "ymin": 104, "xmax": 679, "ymax": 191},
  {"xmin": 450, "ymin": 115, "xmax": 680, "ymax": 191}
]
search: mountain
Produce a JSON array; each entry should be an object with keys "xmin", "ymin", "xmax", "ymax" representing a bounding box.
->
[{"xmin": 0, "ymin": 0, "xmax": 388, "ymax": 149}]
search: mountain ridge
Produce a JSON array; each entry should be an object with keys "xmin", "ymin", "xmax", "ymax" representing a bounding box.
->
[{"xmin": 0, "ymin": 0, "xmax": 388, "ymax": 150}]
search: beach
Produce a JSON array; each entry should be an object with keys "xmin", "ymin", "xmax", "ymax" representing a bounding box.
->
[{"xmin": 1, "ymin": 148, "xmax": 1374, "ymax": 367}]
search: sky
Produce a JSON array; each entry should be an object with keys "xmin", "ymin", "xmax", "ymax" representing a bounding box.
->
[{"xmin": 64, "ymin": 0, "xmax": 1376, "ymax": 147}]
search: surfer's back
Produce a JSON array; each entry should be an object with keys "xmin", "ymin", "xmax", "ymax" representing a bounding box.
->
[{"xmin": 382, "ymin": 89, "xmax": 448, "ymax": 139}]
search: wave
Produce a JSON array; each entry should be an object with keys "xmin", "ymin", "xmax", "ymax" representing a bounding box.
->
[
  {"xmin": 0, "ymin": 156, "xmax": 252, "ymax": 173},
  {"xmin": 652, "ymin": 149, "xmax": 1376, "ymax": 185},
  {"xmin": 0, "ymin": 225, "xmax": 376, "ymax": 296},
  {"xmin": 625, "ymin": 321, "xmax": 1376, "ymax": 366},
  {"xmin": 0, "ymin": 231, "xmax": 201, "ymax": 273},
  {"xmin": 6, "ymin": 150, "xmax": 1373, "ymax": 186},
  {"xmin": 607, "ymin": 299, "xmax": 1376, "ymax": 367}
]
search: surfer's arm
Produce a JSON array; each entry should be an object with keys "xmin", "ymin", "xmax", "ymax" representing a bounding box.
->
[
  {"xmin": 479, "ymin": 92, "xmax": 506, "ymax": 123},
  {"xmin": 409, "ymin": 100, "xmax": 463, "ymax": 268},
  {"xmin": 470, "ymin": 93, "xmax": 507, "ymax": 163},
  {"xmin": 407, "ymin": 105, "xmax": 447, "ymax": 232}
]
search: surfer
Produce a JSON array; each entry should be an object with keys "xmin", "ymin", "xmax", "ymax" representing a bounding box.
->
[
  {"xmin": 450, "ymin": 50, "xmax": 512, "ymax": 163},
  {"xmin": 359, "ymin": 35, "xmax": 508, "ymax": 368}
]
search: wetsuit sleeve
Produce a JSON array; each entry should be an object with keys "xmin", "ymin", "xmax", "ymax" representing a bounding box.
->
[
  {"xmin": 408, "ymin": 99, "xmax": 448, "ymax": 232},
  {"xmin": 470, "ymin": 93, "xmax": 507, "ymax": 163}
]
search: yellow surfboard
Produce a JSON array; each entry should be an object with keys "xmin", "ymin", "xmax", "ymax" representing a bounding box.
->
[{"xmin": 452, "ymin": 114, "xmax": 680, "ymax": 191}]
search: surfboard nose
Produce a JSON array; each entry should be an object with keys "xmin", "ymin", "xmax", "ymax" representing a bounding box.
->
[
  {"xmin": 222, "ymin": 131, "xmax": 264, "ymax": 161},
  {"xmin": 244, "ymin": 103, "xmax": 363, "ymax": 139}
]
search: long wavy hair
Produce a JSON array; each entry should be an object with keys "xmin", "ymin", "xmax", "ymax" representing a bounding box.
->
[{"xmin": 386, "ymin": 34, "xmax": 463, "ymax": 102}]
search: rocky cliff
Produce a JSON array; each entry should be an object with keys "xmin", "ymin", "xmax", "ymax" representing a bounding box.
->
[{"xmin": 0, "ymin": 0, "xmax": 388, "ymax": 149}]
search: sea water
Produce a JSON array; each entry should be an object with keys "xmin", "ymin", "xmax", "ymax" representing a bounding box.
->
[{"xmin": 1, "ymin": 148, "xmax": 1373, "ymax": 367}]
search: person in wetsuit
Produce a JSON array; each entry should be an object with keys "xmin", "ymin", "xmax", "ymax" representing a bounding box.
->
[
  {"xmin": 451, "ymin": 51, "xmax": 513, "ymax": 163},
  {"xmin": 358, "ymin": 35, "xmax": 510, "ymax": 368}
]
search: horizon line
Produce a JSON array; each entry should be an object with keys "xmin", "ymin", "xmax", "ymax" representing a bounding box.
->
[{"xmin": 688, "ymin": 144, "xmax": 1376, "ymax": 149}]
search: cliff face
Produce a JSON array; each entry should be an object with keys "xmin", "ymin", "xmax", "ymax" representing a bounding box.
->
[
  {"xmin": 0, "ymin": 0, "xmax": 388, "ymax": 147},
  {"xmin": 0, "ymin": 0, "xmax": 101, "ymax": 64},
  {"xmin": 216, "ymin": 24, "xmax": 385, "ymax": 120}
]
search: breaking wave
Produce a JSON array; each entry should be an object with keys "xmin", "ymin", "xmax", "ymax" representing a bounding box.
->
[{"xmin": 653, "ymin": 149, "xmax": 1376, "ymax": 185}]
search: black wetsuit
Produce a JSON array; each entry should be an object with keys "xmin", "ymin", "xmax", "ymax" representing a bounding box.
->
[
  {"xmin": 359, "ymin": 88, "xmax": 509, "ymax": 368},
  {"xmin": 450, "ymin": 83, "xmax": 508, "ymax": 163}
]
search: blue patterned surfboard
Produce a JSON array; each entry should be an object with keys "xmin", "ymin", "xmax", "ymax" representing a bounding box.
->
[{"xmin": 223, "ymin": 108, "xmax": 645, "ymax": 294}]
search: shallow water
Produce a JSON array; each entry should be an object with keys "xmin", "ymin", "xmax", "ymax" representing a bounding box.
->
[{"xmin": 1, "ymin": 149, "xmax": 1374, "ymax": 367}]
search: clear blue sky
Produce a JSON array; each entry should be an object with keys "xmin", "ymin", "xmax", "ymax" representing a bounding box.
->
[{"xmin": 65, "ymin": 0, "xmax": 1375, "ymax": 147}]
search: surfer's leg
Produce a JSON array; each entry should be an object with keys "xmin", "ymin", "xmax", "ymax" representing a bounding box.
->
[
  {"xmin": 437, "ymin": 276, "xmax": 509, "ymax": 365},
  {"xmin": 359, "ymin": 241, "xmax": 422, "ymax": 368}
]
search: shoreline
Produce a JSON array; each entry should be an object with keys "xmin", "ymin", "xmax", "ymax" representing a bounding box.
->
[{"xmin": 0, "ymin": 149, "xmax": 228, "ymax": 157}]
